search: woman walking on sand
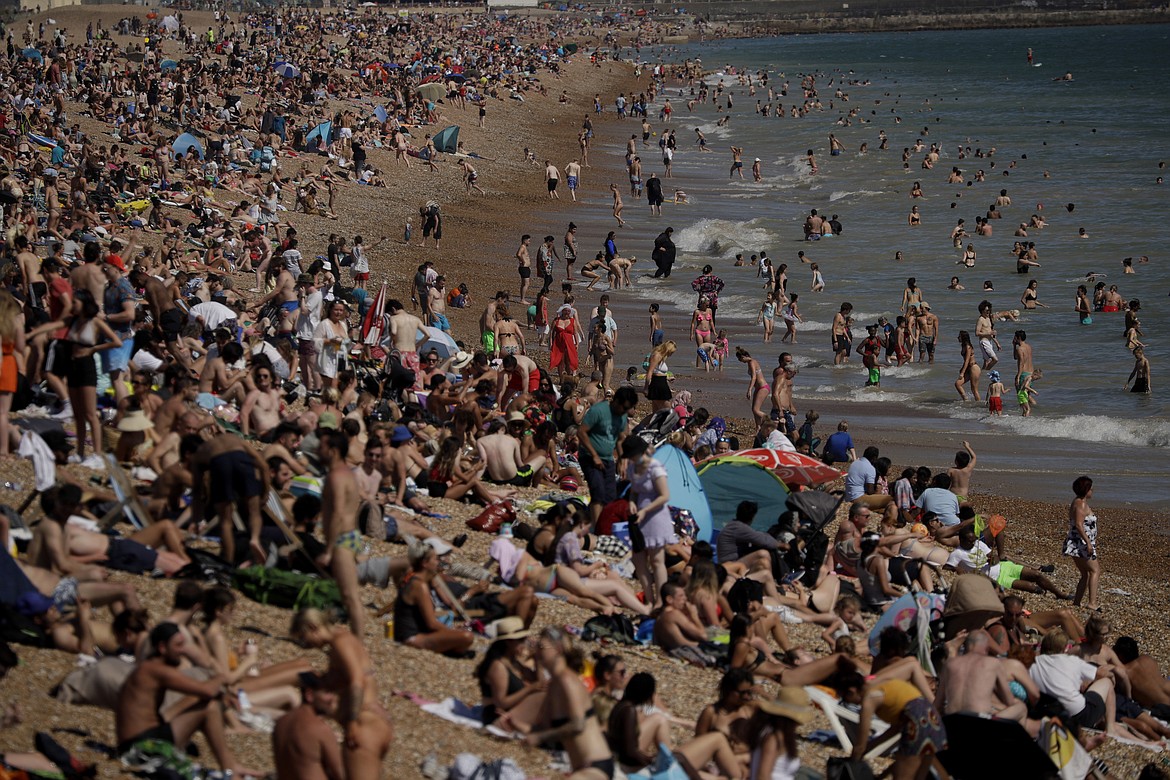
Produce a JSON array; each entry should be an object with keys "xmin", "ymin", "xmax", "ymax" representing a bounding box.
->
[{"xmin": 1064, "ymin": 476, "xmax": 1100, "ymax": 611}]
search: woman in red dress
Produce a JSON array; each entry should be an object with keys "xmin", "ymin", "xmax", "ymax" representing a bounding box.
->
[{"xmin": 549, "ymin": 304, "xmax": 579, "ymax": 382}]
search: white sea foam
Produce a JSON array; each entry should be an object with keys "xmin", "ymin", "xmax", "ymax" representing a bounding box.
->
[
  {"xmin": 674, "ymin": 218, "xmax": 777, "ymax": 259},
  {"xmin": 942, "ymin": 408, "xmax": 1170, "ymax": 448},
  {"xmin": 829, "ymin": 189, "xmax": 886, "ymax": 202}
]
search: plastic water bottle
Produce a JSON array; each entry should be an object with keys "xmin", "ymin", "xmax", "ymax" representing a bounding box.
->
[
  {"xmin": 237, "ymin": 689, "xmax": 252, "ymax": 713},
  {"xmin": 500, "ymin": 523, "xmax": 513, "ymax": 538}
]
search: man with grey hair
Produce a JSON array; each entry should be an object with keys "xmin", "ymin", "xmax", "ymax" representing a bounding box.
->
[{"xmin": 935, "ymin": 629, "xmax": 1031, "ymax": 723}]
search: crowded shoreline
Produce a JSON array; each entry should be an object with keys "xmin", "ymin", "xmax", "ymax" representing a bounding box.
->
[{"xmin": 0, "ymin": 6, "xmax": 1167, "ymax": 780}]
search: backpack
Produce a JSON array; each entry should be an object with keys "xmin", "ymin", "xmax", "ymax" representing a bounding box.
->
[
  {"xmin": 581, "ymin": 614, "xmax": 640, "ymax": 645},
  {"xmin": 233, "ymin": 567, "xmax": 344, "ymax": 613},
  {"xmin": 466, "ymin": 502, "xmax": 516, "ymax": 535},
  {"xmin": 173, "ymin": 547, "xmax": 235, "ymax": 587}
]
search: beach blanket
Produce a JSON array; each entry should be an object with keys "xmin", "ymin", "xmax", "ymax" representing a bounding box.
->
[{"xmin": 408, "ymin": 694, "xmax": 519, "ymax": 739}]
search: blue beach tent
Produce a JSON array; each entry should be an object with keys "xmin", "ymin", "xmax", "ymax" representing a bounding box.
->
[
  {"xmin": 305, "ymin": 120, "xmax": 332, "ymax": 150},
  {"xmin": 171, "ymin": 132, "xmax": 205, "ymax": 160},
  {"xmin": 652, "ymin": 444, "xmax": 713, "ymax": 543},
  {"xmin": 432, "ymin": 125, "xmax": 460, "ymax": 153},
  {"xmin": 696, "ymin": 456, "xmax": 789, "ymax": 532}
]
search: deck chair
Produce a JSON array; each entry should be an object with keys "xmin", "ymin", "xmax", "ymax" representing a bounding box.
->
[
  {"xmin": 804, "ymin": 685, "xmax": 899, "ymax": 760},
  {"xmin": 99, "ymin": 455, "xmax": 150, "ymax": 530}
]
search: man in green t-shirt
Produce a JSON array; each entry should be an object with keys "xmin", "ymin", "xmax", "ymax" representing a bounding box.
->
[{"xmin": 578, "ymin": 386, "xmax": 638, "ymax": 522}]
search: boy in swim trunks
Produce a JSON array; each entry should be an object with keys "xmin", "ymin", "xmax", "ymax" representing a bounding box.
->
[
  {"xmin": 987, "ymin": 370, "xmax": 1005, "ymax": 416},
  {"xmin": 1017, "ymin": 371, "xmax": 1038, "ymax": 417}
]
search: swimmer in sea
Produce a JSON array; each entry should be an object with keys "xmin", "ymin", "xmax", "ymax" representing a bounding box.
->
[
  {"xmin": 1124, "ymin": 347, "xmax": 1151, "ymax": 394},
  {"xmin": 729, "ymin": 146, "xmax": 745, "ymax": 179},
  {"xmin": 908, "ymin": 205, "xmax": 921, "ymax": 227}
]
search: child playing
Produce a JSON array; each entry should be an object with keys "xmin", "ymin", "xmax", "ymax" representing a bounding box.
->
[
  {"xmin": 810, "ymin": 262, "xmax": 825, "ymax": 292},
  {"xmin": 756, "ymin": 292, "xmax": 776, "ymax": 342},
  {"xmin": 987, "ymin": 370, "xmax": 1006, "ymax": 416},
  {"xmin": 858, "ymin": 325, "xmax": 883, "ymax": 387},
  {"xmin": 403, "ymin": 218, "xmax": 412, "ymax": 243},
  {"xmin": 1017, "ymin": 370, "xmax": 1039, "ymax": 416},
  {"xmin": 696, "ymin": 340, "xmax": 717, "ymax": 372},
  {"xmin": 713, "ymin": 330, "xmax": 729, "ymax": 372}
]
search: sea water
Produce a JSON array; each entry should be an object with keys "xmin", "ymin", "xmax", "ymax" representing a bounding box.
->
[
  {"xmin": 585, "ymin": 24, "xmax": 1169, "ymax": 505},
  {"xmin": 532, "ymin": 25, "xmax": 1169, "ymax": 505}
]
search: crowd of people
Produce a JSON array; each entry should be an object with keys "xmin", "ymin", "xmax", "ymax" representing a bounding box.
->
[{"xmin": 0, "ymin": 4, "xmax": 1165, "ymax": 780}]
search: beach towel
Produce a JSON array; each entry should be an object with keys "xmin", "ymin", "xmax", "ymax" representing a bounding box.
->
[{"xmin": 411, "ymin": 695, "xmax": 518, "ymax": 739}]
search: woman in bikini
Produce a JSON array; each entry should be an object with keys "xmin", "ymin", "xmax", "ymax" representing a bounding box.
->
[
  {"xmin": 1020, "ymin": 279, "xmax": 1048, "ymax": 310},
  {"xmin": 489, "ymin": 537, "xmax": 624, "ymax": 615},
  {"xmin": 780, "ymin": 294, "xmax": 802, "ymax": 344},
  {"xmin": 475, "ymin": 618, "xmax": 544, "ymax": 732},
  {"xmin": 954, "ymin": 330, "xmax": 981, "ymax": 401},
  {"xmin": 290, "ymin": 608, "xmax": 394, "ymax": 780},
  {"xmin": 690, "ymin": 297, "xmax": 714, "ymax": 367},
  {"xmin": 492, "ymin": 304, "xmax": 525, "ymax": 358},
  {"xmin": 728, "ymin": 613, "xmax": 855, "ymax": 687},
  {"xmin": 735, "ymin": 347, "xmax": 770, "ymax": 427},
  {"xmin": 527, "ymin": 627, "xmax": 615, "ymax": 779}
]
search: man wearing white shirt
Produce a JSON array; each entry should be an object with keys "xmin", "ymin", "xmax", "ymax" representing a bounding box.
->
[
  {"xmin": 295, "ymin": 274, "xmax": 323, "ymax": 392},
  {"xmin": 188, "ymin": 300, "xmax": 238, "ymax": 334},
  {"xmin": 1030, "ymin": 629, "xmax": 1121, "ymax": 732}
]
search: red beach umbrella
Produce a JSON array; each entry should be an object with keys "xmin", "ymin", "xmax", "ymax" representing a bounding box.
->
[{"xmin": 725, "ymin": 448, "xmax": 842, "ymax": 487}]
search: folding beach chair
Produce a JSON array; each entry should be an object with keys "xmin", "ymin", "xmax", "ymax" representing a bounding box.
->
[
  {"xmin": 804, "ymin": 685, "xmax": 899, "ymax": 760},
  {"xmin": 99, "ymin": 455, "xmax": 151, "ymax": 530}
]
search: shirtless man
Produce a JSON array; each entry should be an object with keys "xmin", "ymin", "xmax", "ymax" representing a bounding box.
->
[
  {"xmin": 544, "ymin": 160, "xmax": 560, "ymax": 200},
  {"xmin": 315, "ymin": 430, "xmax": 364, "ymax": 637},
  {"xmin": 480, "ymin": 290, "xmax": 508, "ymax": 355},
  {"xmin": 272, "ymin": 673, "xmax": 344, "ymax": 780},
  {"xmin": 33, "ymin": 483, "xmax": 189, "ymax": 577},
  {"xmin": 380, "ymin": 427, "xmax": 430, "ymax": 514},
  {"xmin": 189, "ymin": 433, "xmax": 268, "ymax": 564},
  {"xmin": 262, "ymin": 423, "xmax": 310, "ymax": 476},
  {"xmin": 770, "ymin": 353, "xmax": 798, "ymax": 437},
  {"xmin": 516, "ymin": 234, "xmax": 533, "ymax": 304},
  {"xmin": 116, "ymin": 623, "xmax": 260, "ymax": 777},
  {"xmin": 150, "ymin": 435, "xmax": 200, "ymax": 522},
  {"xmin": 427, "ymin": 275, "xmax": 449, "ymax": 331},
  {"xmin": 565, "ymin": 160, "xmax": 582, "ymax": 203},
  {"xmin": 148, "ymin": 411, "xmax": 201, "ymax": 476},
  {"xmin": 1114, "ymin": 637, "xmax": 1170, "ymax": 720},
  {"xmin": 476, "ymin": 419, "xmax": 529, "ymax": 486},
  {"xmin": 1012, "ymin": 330, "xmax": 1033, "ymax": 397},
  {"xmin": 947, "ymin": 441, "xmax": 977, "ymax": 500},
  {"xmin": 156, "ymin": 376, "xmax": 202, "ymax": 437},
  {"xmin": 975, "ymin": 302, "xmax": 999, "ymax": 370},
  {"xmin": 198, "ymin": 341, "xmax": 249, "ymax": 407},
  {"xmin": 935, "ymin": 630, "xmax": 1027, "ymax": 722},
  {"xmin": 70, "ymin": 241, "xmax": 106, "ymax": 303},
  {"xmin": 914, "ymin": 304, "xmax": 938, "ymax": 364},
  {"xmin": 832, "ymin": 302, "xmax": 853, "ymax": 365},
  {"xmin": 240, "ymin": 364, "xmax": 283, "ymax": 438},
  {"xmin": 729, "ymin": 146, "xmax": 745, "ymax": 179},
  {"xmin": 252, "ymin": 264, "xmax": 298, "ymax": 334},
  {"xmin": 652, "ymin": 583, "xmax": 707, "ymax": 652},
  {"xmin": 386, "ymin": 299, "xmax": 425, "ymax": 387},
  {"xmin": 131, "ymin": 269, "xmax": 187, "ymax": 367},
  {"xmin": 15, "ymin": 236, "xmax": 45, "ymax": 310}
]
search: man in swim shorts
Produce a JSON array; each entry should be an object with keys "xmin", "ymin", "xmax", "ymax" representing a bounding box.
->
[
  {"xmin": 976, "ymin": 302, "xmax": 999, "ymax": 370},
  {"xmin": 946, "ymin": 528, "xmax": 1070, "ymax": 598},
  {"xmin": 545, "ymin": 160, "xmax": 560, "ymax": 199},
  {"xmin": 189, "ymin": 434, "xmax": 268, "ymax": 565}
]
